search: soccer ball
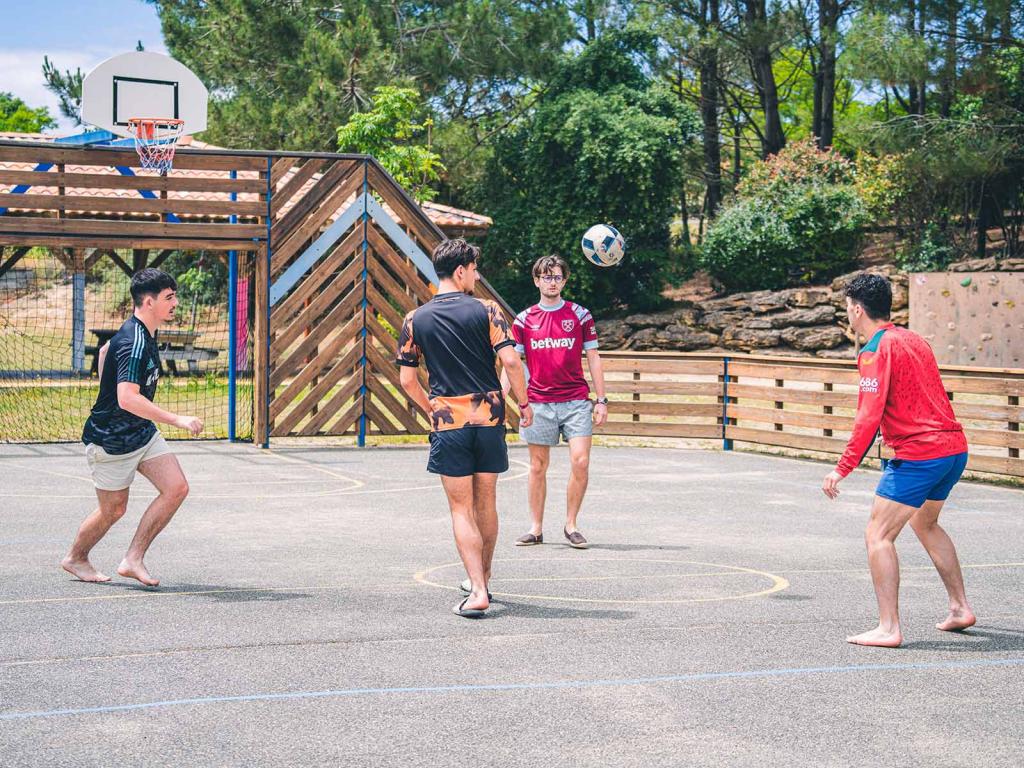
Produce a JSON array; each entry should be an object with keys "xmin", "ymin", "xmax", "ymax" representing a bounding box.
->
[{"xmin": 581, "ymin": 224, "xmax": 625, "ymax": 267}]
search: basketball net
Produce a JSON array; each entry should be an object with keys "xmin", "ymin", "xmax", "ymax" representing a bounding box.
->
[{"xmin": 127, "ymin": 117, "xmax": 184, "ymax": 174}]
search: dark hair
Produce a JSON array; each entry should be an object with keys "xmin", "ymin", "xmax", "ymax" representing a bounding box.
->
[
  {"xmin": 431, "ymin": 238, "xmax": 480, "ymax": 279},
  {"xmin": 130, "ymin": 268, "xmax": 177, "ymax": 307},
  {"xmin": 532, "ymin": 254, "xmax": 570, "ymax": 280},
  {"xmin": 845, "ymin": 273, "xmax": 892, "ymax": 320}
]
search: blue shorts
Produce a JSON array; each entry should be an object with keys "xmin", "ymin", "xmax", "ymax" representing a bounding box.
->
[
  {"xmin": 427, "ymin": 425, "xmax": 509, "ymax": 477},
  {"xmin": 876, "ymin": 452, "xmax": 968, "ymax": 508}
]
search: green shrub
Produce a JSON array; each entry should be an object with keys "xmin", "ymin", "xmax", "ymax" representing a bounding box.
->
[
  {"xmin": 700, "ymin": 140, "xmax": 868, "ymax": 291},
  {"xmin": 894, "ymin": 224, "xmax": 959, "ymax": 272}
]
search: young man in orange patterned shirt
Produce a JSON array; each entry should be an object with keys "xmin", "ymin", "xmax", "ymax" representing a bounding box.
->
[{"xmin": 397, "ymin": 239, "xmax": 532, "ymax": 618}]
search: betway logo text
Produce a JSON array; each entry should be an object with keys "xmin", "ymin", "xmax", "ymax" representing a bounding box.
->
[{"xmin": 530, "ymin": 337, "xmax": 577, "ymax": 350}]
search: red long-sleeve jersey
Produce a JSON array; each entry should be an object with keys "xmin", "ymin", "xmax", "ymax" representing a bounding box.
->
[{"xmin": 835, "ymin": 323, "xmax": 967, "ymax": 477}]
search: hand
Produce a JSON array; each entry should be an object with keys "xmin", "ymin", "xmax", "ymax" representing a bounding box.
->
[
  {"xmin": 175, "ymin": 415, "xmax": 204, "ymax": 437},
  {"xmin": 822, "ymin": 470, "xmax": 843, "ymax": 500},
  {"xmin": 593, "ymin": 402, "xmax": 608, "ymax": 427},
  {"xmin": 519, "ymin": 404, "xmax": 533, "ymax": 429}
]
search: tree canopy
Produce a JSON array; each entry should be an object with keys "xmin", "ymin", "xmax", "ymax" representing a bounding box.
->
[{"xmin": 0, "ymin": 93, "xmax": 55, "ymax": 133}]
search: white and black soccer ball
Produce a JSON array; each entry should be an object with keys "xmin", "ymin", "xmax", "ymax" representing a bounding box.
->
[{"xmin": 581, "ymin": 224, "xmax": 625, "ymax": 267}]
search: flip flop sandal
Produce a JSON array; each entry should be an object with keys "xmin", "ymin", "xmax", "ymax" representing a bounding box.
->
[
  {"xmin": 459, "ymin": 578, "xmax": 492, "ymax": 600},
  {"xmin": 452, "ymin": 597, "xmax": 486, "ymax": 619}
]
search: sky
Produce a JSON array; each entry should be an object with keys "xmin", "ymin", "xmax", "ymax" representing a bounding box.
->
[{"xmin": 0, "ymin": 0, "xmax": 167, "ymax": 131}]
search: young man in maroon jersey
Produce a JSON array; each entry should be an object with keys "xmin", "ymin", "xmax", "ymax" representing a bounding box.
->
[
  {"xmin": 506, "ymin": 255, "xmax": 608, "ymax": 549},
  {"xmin": 822, "ymin": 273, "xmax": 975, "ymax": 647}
]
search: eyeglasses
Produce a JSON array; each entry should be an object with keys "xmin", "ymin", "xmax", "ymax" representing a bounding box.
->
[{"xmin": 539, "ymin": 275, "xmax": 565, "ymax": 284}]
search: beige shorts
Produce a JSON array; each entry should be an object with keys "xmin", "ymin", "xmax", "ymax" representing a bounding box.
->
[{"xmin": 85, "ymin": 431, "xmax": 171, "ymax": 491}]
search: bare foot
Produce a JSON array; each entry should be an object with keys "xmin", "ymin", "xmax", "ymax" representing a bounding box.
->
[
  {"xmin": 61, "ymin": 557, "xmax": 111, "ymax": 583},
  {"xmin": 462, "ymin": 592, "xmax": 490, "ymax": 612},
  {"xmin": 937, "ymin": 608, "xmax": 976, "ymax": 632},
  {"xmin": 117, "ymin": 559, "xmax": 160, "ymax": 587},
  {"xmin": 846, "ymin": 626, "xmax": 903, "ymax": 648}
]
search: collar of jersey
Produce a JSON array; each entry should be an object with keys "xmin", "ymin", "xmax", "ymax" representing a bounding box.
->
[
  {"xmin": 535, "ymin": 300, "xmax": 566, "ymax": 312},
  {"xmin": 433, "ymin": 291, "xmax": 464, "ymax": 300},
  {"xmin": 131, "ymin": 315, "xmax": 154, "ymax": 338},
  {"xmin": 863, "ymin": 323, "xmax": 895, "ymax": 353}
]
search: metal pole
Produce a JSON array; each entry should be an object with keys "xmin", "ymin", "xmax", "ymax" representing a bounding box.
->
[
  {"xmin": 358, "ymin": 160, "xmax": 369, "ymax": 447},
  {"xmin": 228, "ymin": 170, "xmax": 238, "ymax": 441},
  {"xmin": 262, "ymin": 157, "xmax": 273, "ymax": 448},
  {"xmin": 722, "ymin": 356, "xmax": 733, "ymax": 451},
  {"xmin": 72, "ymin": 262, "xmax": 86, "ymax": 374}
]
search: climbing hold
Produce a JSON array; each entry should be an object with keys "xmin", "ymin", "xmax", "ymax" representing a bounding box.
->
[{"xmin": 960, "ymin": 277, "xmax": 972, "ymax": 287}]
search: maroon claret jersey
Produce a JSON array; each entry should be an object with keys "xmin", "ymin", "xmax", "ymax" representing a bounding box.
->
[{"xmin": 512, "ymin": 300, "xmax": 599, "ymax": 403}]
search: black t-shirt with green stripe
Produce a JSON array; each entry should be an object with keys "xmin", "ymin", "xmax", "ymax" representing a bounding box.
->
[{"xmin": 82, "ymin": 316, "xmax": 161, "ymax": 454}]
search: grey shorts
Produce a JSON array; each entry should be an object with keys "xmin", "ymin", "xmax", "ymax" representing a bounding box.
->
[{"xmin": 520, "ymin": 399, "xmax": 593, "ymax": 446}]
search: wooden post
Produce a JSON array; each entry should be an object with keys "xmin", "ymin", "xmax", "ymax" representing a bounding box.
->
[
  {"xmin": 253, "ymin": 242, "xmax": 270, "ymax": 447},
  {"xmin": 132, "ymin": 249, "xmax": 149, "ymax": 273}
]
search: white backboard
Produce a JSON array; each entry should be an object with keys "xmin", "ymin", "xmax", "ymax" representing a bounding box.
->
[{"xmin": 82, "ymin": 52, "xmax": 208, "ymax": 138}]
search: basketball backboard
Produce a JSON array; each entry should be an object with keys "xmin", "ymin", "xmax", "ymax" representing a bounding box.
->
[{"xmin": 81, "ymin": 51, "xmax": 208, "ymax": 138}]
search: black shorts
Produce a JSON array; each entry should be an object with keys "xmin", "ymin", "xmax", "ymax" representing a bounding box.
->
[{"xmin": 427, "ymin": 425, "xmax": 509, "ymax": 477}]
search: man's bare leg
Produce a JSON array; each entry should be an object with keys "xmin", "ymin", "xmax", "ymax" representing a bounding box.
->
[
  {"xmin": 847, "ymin": 495, "xmax": 917, "ymax": 648},
  {"xmin": 441, "ymin": 475, "xmax": 489, "ymax": 611},
  {"xmin": 117, "ymin": 454, "xmax": 188, "ymax": 587},
  {"xmin": 62, "ymin": 488, "xmax": 130, "ymax": 582},
  {"xmin": 473, "ymin": 473, "xmax": 499, "ymax": 586},
  {"xmin": 526, "ymin": 444, "xmax": 550, "ymax": 536},
  {"xmin": 909, "ymin": 499, "xmax": 976, "ymax": 631},
  {"xmin": 565, "ymin": 436, "xmax": 591, "ymax": 533}
]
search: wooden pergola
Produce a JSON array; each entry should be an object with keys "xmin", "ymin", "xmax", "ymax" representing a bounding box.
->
[{"xmin": 0, "ymin": 139, "xmax": 511, "ymax": 447}]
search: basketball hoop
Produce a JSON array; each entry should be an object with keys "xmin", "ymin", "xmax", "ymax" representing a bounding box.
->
[{"xmin": 127, "ymin": 117, "xmax": 184, "ymax": 174}]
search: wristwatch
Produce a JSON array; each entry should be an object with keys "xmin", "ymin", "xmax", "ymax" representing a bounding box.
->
[
  {"xmin": 518, "ymin": 401, "xmax": 530, "ymax": 409},
  {"xmin": 595, "ymin": 397, "xmax": 609, "ymax": 405}
]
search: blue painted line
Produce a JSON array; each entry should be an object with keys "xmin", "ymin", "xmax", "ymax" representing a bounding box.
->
[
  {"xmin": 115, "ymin": 166, "xmax": 180, "ymax": 223},
  {"xmin": 0, "ymin": 163, "xmax": 55, "ymax": 214},
  {"xmin": 3, "ymin": 657, "xmax": 1022, "ymax": 721}
]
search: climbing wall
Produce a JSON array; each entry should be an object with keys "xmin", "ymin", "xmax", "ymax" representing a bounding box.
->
[{"xmin": 910, "ymin": 272, "xmax": 1024, "ymax": 367}]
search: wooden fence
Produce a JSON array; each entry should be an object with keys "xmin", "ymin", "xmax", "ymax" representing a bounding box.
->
[
  {"xmin": 590, "ymin": 351, "xmax": 1023, "ymax": 479},
  {"xmin": 3, "ymin": 140, "xmax": 1020, "ymax": 480}
]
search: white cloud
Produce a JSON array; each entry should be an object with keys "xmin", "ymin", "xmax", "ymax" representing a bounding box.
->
[
  {"xmin": 1, "ymin": 48, "xmax": 102, "ymax": 132},
  {"xmin": 0, "ymin": 43, "xmax": 168, "ymax": 133}
]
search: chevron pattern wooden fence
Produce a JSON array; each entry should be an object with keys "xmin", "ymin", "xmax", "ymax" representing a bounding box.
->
[{"xmin": 258, "ymin": 156, "xmax": 511, "ymax": 445}]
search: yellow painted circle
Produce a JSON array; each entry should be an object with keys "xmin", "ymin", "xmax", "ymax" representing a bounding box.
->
[{"xmin": 414, "ymin": 557, "xmax": 790, "ymax": 605}]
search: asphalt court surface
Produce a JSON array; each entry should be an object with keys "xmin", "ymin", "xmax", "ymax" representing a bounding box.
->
[{"xmin": 1, "ymin": 441, "xmax": 1022, "ymax": 767}]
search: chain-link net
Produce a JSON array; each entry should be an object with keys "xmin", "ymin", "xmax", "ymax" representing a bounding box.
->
[{"xmin": 0, "ymin": 247, "xmax": 256, "ymax": 443}]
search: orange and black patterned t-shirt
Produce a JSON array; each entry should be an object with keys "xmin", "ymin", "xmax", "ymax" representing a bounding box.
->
[{"xmin": 396, "ymin": 292, "xmax": 515, "ymax": 432}]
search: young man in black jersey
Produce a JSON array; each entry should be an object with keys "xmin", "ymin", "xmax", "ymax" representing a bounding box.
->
[
  {"xmin": 397, "ymin": 239, "xmax": 532, "ymax": 618},
  {"xmin": 63, "ymin": 268, "xmax": 204, "ymax": 587}
]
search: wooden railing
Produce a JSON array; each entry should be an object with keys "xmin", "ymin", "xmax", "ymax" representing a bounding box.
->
[{"xmin": 587, "ymin": 352, "xmax": 1023, "ymax": 479}]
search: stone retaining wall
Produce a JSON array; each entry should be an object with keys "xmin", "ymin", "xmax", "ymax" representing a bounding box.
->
[{"xmin": 597, "ymin": 268, "xmax": 910, "ymax": 358}]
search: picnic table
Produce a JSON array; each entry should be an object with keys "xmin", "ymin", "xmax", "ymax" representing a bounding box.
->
[{"xmin": 87, "ymin": 327, "xmax": 219, "ymax": 376}]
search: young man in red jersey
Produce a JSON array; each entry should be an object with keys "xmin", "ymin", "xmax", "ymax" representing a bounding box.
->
[
  {"xmin": 822, "ymin": 273, "xmax": 975, "ymax": 647},
  {"xmin": 506, "ymin": 255, "xmax": 607, "ymax": 549}
]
